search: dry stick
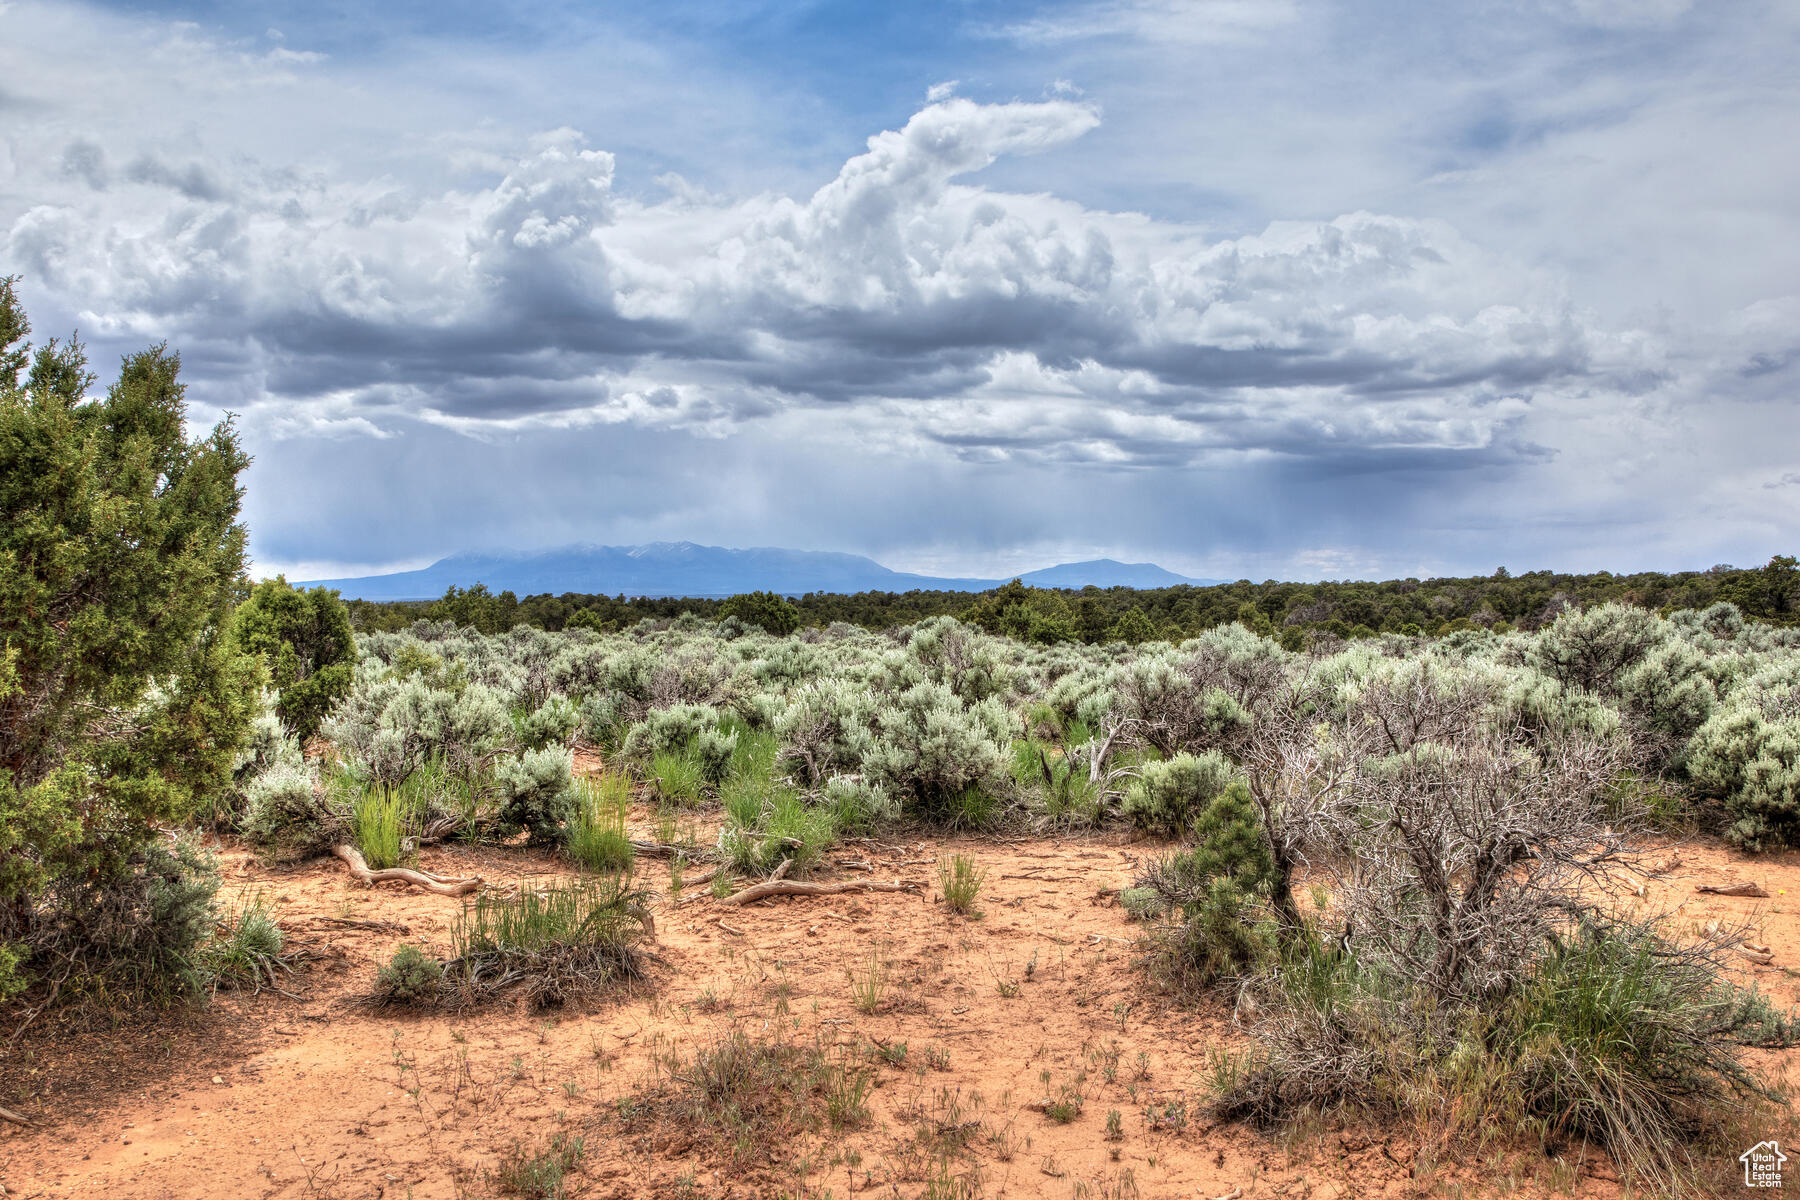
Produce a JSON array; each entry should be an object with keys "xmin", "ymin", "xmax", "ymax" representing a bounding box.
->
[
  {"xmin": 295, "ymin": 916, "xmax": 413, "ymax": 934},
  {"xmin": 715, "ymin": 878, "xmax": 921, "ymax": 908},
  {"xmin": 626, "ymin": 840, "xmax": 694, "ymax": 858},
  {"xmin": 675, "ymin": 866, "xmax": 722, "ymax": 891},
  {"xmin": 0, "ymin": 1104, "xmax": 34, "ymax": 1126},
  {"xmin": 331, "ymin": 845, "xmax": 482, "ymax": 897},
  {"xmin": 627, "ymin": 901, "xmax": 658, "ymax": 942},
  {"xmin": 1695, "ymin": 880, "xmax": 1769, "ymax": 898}
]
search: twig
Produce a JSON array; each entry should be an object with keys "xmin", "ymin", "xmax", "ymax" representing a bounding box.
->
[{"xmin": 0, "ymin": 1103, "xmax": 35, "ymax": 1126}]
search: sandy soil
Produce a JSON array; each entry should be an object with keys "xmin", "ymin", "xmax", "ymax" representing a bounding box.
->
[{"xmin": 2, "ymin": 810, "xmax": 1797, "ymax": 1200}]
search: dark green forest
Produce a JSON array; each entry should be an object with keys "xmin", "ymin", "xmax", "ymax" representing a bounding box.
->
[{"xmin": 348, "ymin": 555, "xmax": 1800, "ymax": 643}]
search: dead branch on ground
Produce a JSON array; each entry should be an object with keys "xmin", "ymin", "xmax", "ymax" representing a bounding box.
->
[{"xmin": 331, "ymin": 845, "xmax": 481, "ymax": 897}]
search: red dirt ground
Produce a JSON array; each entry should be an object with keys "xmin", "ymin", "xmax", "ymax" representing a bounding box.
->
[{"xmin": 2, "ymin": 817, "xmax": 1796, "ymax": 1200}]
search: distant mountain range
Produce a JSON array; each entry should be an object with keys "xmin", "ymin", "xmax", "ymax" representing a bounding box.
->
[{"xmin": 299, "ymin": 542, "xmax": 1224, "ymax": 601}]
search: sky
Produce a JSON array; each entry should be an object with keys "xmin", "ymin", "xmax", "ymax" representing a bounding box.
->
[{"xmin": 2, "ymin": 0, "xmax": 1796, "ymax": 583}]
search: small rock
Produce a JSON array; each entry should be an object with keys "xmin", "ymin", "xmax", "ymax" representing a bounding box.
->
[{"xmin": 212, "ymin": 1076, "xmax": 224, "ymax": 1085}]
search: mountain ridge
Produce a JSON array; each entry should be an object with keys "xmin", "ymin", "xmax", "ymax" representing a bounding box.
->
[{"xmin": 298, "ymin": 543, "xmax": 1223, "ymax": 601}]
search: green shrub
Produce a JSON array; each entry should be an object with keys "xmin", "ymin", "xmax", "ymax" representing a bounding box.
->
[
  {"xmin": 376, "ymin": 943, "xmax": 444, "ymax": 1004},
  {"xmin": 719, "ymin": 591, "xmax": 802, "ymax": 635},
  {"xmin": 241, "ymin": 761, "xmax": 338, "ymax": 861},
  {"xmin": 1109, "ymin": 606, "xmax": 1156, "ymax": 645},
  {"xmin": 12, "ymin": 838, "xmax": 223, "ymax": 1004},
  {"xmin": 214, "ymin": 688, "xmax": 305, "ymax": 831},
  {"xmin": 621, "ymin": 704, "xmax": 737, "ymax": 781},
  {"xmin": 1687, "ymin": 689, "xmax": 1800, "ymax": 850},
  {"xmin": 1135, "ymin": 780, "xmax": 1278, "ymax": 989},
  {"xmin": 1118, "ymin": 887, "xmax": 1163, "ymax": 921},
  {"xmin": 578, "ymin": 692, "xmax": 627, "ymax": 751},
  {"xmin": 1216, "ymin": 921, "xmax": 1786, "ymax": 1191},
  {"xmin": 1, "ymin": 279, "xmax": 257, "ymax": 987},
  {"xmin": 515, "ymin": 695, "xmax": 581, "ymax": 750},
  {"xmin": 775, "ymin": 680, "xmax": 876, "ymax": 788},
  {"xmin": 1498, "ymin": 923, "xmax": 1782, "ymax": 1185},
  {"xmin": 1163, "ymin": 878, "xmax": 1275, "ymax": 988},
  {"xmin": 888, "ymin": 616, "xmax": 1013, "ymax": 704},
  {"xmin": 1530, "ymin": 602, "xmax": 1665, "ymax": 694},
  {"xmin": 494, "ymin": 746, "xmax": 576, "ymax": 841},
  {"xmin": 822, "ymin": 775, "xmax": 893, "ymax": 833},
  {"xmin": 1122, "ymin": 751, "xmax": 1239, "ymax": 837},
  {"xmin": 861, "ymin": 682, "xmax": 1010, "ymax": 823},
  {"xmin": 1106, "ymin": 651, "xmax": 1252, "ymax": 757},
  {"xmin": 1616, "ymin": 639, "xmax": 1717, "ymax": 743},
  {"xmin": 1729, "ymin": 751, "xmax": 1800, "ymax": 851}
]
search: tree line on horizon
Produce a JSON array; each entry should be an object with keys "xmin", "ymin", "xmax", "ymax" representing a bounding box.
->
[{"xmin": 344, "ymin": 555, "xmax": 1800, "ymax": 644}]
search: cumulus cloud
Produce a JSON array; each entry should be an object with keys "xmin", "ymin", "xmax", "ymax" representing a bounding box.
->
[{"xmin": 2, "ymin": 78, "xmax": 1623, "ymax": 476}]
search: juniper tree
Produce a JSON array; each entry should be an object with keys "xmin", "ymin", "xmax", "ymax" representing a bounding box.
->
[
  {"xmin": 0, "ymin": 277, "xmax": 256, "ymax": 994},
  {"xmin": 229, "ymin": 576, "xmax": 356, "ymax": 740}
]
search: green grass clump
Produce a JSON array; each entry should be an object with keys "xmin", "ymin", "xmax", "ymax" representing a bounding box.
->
[
  {"xmin": 1215, "ymin": 921, "xmax": 1790, "ymax": 1192},
  {"xmin": 411, "ymin": 755, "xmax": 485, "ymax": 836},
  {"xmin": 723, "ymin": 786, "xmax": 837, "ymax": 876},
  {"xmin": 448, "ymin": 876, "xmax": 650, "ymax": 1008},
  {"xmin": 718, "ymin": 727, "xmax": 838, "ymax": 875},
  {"xmin": 847, "ymin": 945, "xmax": 888, "ymax": 1014},
  {"xmin": 494, "ymin": 1131, "xmax": 585, "ymax": 1199},
  {"xmin": 351, "ymin": 791, "xmax": 407, "ymax": 869},
  {"xmin": 563, "ymin": 773, "xmax": 635, "ymax": 874},
  {"xmin": 649, "ymin": 746, "xmax": 706, "ymax": 806},
  {"xmin": 1011, "ymin": 737, "xmax": 1103, "ymax": 826},
  {"xmin": 725, "ymin": 721, "xmax": 780, "ymax": 783},
  {"xmin": 202, "ymin": 892, "xmax": 289, "ymax": 994},
  {"xmin": 938, "ymin": 854, "xmax": 987, "ymax": 917},
  {"xmin": 1498, "ymin": 924, "xmax": 1787, "ymax": 1184},
  {"xmin": 720, "ymin": 771, "xmax": 766, "ymax": 830}
]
